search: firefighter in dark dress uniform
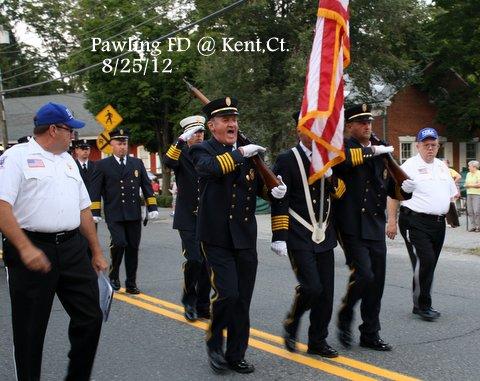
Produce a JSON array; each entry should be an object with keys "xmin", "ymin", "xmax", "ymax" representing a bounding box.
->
[
  {"xmin": 190, "ymin": 97, "xmax": 287, "ymax": 374},
  {"xmin": 164, "ymin": 115, "xmax": 211, "ymax": 321},
  {"xmin": 271, "ymin": 124, "xmax": 346, "ymax": 358},
  {"xmin": 334, "ymin": 104, "xmax": 410, "ymax": 351},
  {"xmin": 90, "ymin": 128, "xmax": 158, "ymax": 294},
  {"xmin": 73, "ymin": 139, "xmax": 96, "ymax": 198}
]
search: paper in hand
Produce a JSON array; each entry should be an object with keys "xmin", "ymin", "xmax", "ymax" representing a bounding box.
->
[{"xmin": 98, "ymin": 272, "xmax": 114, "ymax": 322}]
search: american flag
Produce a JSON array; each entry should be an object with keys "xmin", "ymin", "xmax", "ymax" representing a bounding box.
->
[
  {"xmin": 297, "ymin": 0, "xmax": 350, "ymax": 184},
  {"xmin": 27, "ymin": 159, "xmax": 45, "ymax": 168}
]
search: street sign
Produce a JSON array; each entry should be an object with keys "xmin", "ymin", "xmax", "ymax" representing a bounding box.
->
[
  {"xmin": 95, "ymin": 104, "xmax": 123, "ymax": 132},
  {"xmin": 96, "ymin": 131, "xmax": 112, "ymax": 155}
]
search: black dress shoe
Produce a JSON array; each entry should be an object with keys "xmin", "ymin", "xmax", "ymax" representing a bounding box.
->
[
  {"xmin": 412, "ymin": 307, "xmax": 440, "ymax": 321},
  {"xmin": 228, "ymin": 359, "xmax": 255, "ymax": 374},
  {"xmin": 110, "ymin": 279, "xmax": 120, "ymax": 291},
  {"xmin": 307, "ymin": 343, "xmax": 339, "ymax": 358},
  {"xmin": 337, "ymin": 322, "xmax": 352, "ymax": 348},
  {"xmin": 184, "ymin": 304, "xmax": 197, "ymax": 322},
  {"xmin": 207, "ymin": 348, "xmax": 229, "ymax": 373},
  {"xmin": 125, "ymin": 286, "xmax": 141, "ymax": 294},
  {"xmin": 360, "ymin": 337, "xmax": 392, "ymax": 351},
  {"xmin": 283, "ymin": 329, "xmax": 297, "ymax": 353},
  {"xmin": 196, "ymin": 309, "xmax": 210, "ymax": 319}
]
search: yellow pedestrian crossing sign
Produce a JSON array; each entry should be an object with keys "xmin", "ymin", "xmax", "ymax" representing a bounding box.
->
[
  {"xmin": 96, "ymin": 104, "xmax": 123, "ymax": 132},
  {"xmin": 96, "ymin": 131, "xmax": 112, "ymax": 155}
]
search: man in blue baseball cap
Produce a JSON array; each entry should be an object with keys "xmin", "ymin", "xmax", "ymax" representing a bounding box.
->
[
  {"xmin": 387, "ymin": 126, "xmax": 458, "ymax": 322},
  {"xmin": 0, "ymin": 102, "xmax": 108, "ymax": 380}
]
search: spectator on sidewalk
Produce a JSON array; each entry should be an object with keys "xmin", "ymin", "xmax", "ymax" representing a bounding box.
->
[{"xmin": 465, "ymin": 160, "xmax": 480, "ymax": 232}]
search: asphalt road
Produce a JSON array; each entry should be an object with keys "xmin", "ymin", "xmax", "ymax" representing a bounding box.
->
[{"xmin": 1, "ymin": 210, "xmax": 479, "ymax": 380}]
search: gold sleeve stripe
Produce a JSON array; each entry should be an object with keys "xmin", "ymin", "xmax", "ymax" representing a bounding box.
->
[
  {"xmin": 350, "ymin": 148, "xmax": 363, "ymax": 166},
  {"xmin": 166, "ymin": 145, "xmax": 181, "ymax": 160},
  {"xmin": 271, "ymin": 215, "xmax": 289, "ymax": 224},
  {"xmin": 91, "ymin": 201, "xmax": 102, "ymax": 210},
  {"xmin": 146, "ymin": 197, "xmax": 157, "ymax": 206},
  {"xmin": 272, "ymin": 224, "xmax": 289, "ymax": 231},
  {"xmin": 333, "ymin": 178, "xmax": 346, "ymax": 199},
  {"xmin": 216, "ymin": 153, "xmax": 235, "ymax": 174}
]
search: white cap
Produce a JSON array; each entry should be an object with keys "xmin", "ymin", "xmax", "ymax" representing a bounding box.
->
[{"xmin": 180, "ymin": 115, "xmax": 206, "ymax": 133}]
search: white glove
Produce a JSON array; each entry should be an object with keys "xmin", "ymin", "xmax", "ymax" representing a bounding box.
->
[
  {"xmin": 93, "ymin": 216, "xmax": 102, "ymax": 223},
  {"xmin": 240, "ymin": 144, "xmax": 266, "ymax": 158},
  {"xmin": 271, "ymin": 175, "xmax": 287, "ymax": 199},
  {"xmin": 372, "ymin": 145, "xmax": 394, "ymax": 156},
  {"xmin": 401, "ymin": 179, "xmax": 416, "ymax": 193},
  {"xmin": 325, "ymin": 168, "xmax": 333, "ymax": 178},
  {"xmin": 271, "ymin": 241, "xmax": 288, "ymax": 257},
  {"xmin": 179, "ymin": 125, "xmax": 204, "ymax": 141},
  {"xmin": 148, "ymin": 211, "xmax": 159, "ymax": 219}
]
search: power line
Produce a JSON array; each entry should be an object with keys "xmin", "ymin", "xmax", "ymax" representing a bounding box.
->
[
  {"xmin": 1, "ymin": 0, "xmax": 249, "ymax": 95},
  {"xmin": 1, "ymin": 0, "xmax": 169, "ymax": 75}
]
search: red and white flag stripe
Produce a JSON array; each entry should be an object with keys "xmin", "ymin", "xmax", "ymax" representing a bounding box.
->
[{"xmin": 298, "ymin": 0, "xmax": 350, "ymax": 184}]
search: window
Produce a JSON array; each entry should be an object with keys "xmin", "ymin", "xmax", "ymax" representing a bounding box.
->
[
  {"xmin": 466, "ymin": 142, "xmax": 477, "ymax": 163},
  {"xmin": 400, "ymin": 142, "xmax": 412, "ymax": 163}
]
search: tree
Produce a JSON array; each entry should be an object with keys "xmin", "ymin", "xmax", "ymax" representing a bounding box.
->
[
  {"xmin": 421, "ymin": 0, "xmax": 480, "ymax": 140},
  {"xmin": 67, "ymin": 0, "xmax": 198, "ymax": 192}
]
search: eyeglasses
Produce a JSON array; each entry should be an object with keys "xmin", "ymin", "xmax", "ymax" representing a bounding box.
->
[{"xmin": 54, "ymin": 124, "xmax": 74, "ymax": 134}]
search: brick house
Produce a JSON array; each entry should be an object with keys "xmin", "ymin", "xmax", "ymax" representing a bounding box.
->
[{"xmin": 371, "ymin": 84, "xmax": 479, "ymax": 173}]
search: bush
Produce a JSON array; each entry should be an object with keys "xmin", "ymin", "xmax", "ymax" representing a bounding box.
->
[{"xmin": 156, "ymin": 194, "xmax": 173, "ymax": 207}]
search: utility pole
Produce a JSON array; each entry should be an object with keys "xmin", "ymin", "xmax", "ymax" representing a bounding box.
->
[{"xmin": 0, "ymin": 25, "xmax": 11, "ymax": 152}]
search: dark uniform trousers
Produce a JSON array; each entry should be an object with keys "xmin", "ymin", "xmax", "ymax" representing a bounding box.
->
[
  {"xmin": 201, "ymin": 243, "xmax": 258, "ymax": 363},
  {"xmin": 398, "ymin": 207, "xmax": 446, "ymax": 310},
  {"xmin": 164, "ymin": 142, "xmax": 211, "ymax": 313},
  {"xmin": 180, "ymin": 230, "xmax": 211, "ymax": 313},
  {"xmin": 107, "ymin": 220, "xmax": 142, "ymax": 288},
  {"xmin": 337, "ymin": 232, "xmax": 386, "ymax": 337},
  {"xmin": 3, "ymin": 231, "xmax": 102, "ymax": 381},
  {"xmin": 285, "ymin": 249, "xmax": 334, "ymax": 346}
]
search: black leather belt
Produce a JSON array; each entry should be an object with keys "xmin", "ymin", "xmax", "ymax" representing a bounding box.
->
[
  {"xmin": 400, "ymin": 206, "xmax": 445, "ymax": 222},
  {"xmin": 25, "ymin": 228, "xmax": 79, "ymax": 245}
]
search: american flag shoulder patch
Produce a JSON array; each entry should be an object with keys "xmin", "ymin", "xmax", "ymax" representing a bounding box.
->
[{"xmin": 27, "ymin": 159, "xmax": 45, "ymax": 168}]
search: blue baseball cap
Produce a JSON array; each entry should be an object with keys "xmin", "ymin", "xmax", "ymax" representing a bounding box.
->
[
  {"xmin": 34, "ymin": 102, "xmax": 85, "ymax": 129},
  {"xmin": 416, "ymin": 127, "xmax": 438, "ymax": 142}
]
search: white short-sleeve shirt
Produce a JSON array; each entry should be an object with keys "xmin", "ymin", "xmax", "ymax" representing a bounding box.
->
[
  {"xmin": 400, "ymin": 154, "xmax": 458, "ymax": 215},
  {"xmin": 0, "ymin": 139, "xmax": 91, "ymax": 232}
]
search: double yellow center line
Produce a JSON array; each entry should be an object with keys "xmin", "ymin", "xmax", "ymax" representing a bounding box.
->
[{"xmin": 114, "ymin": 290, "xmax": 419, "ymax": 380}]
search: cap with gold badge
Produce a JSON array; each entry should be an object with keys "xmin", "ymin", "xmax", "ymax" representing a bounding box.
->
[
  {"xmin": 344, "ymin": 103, "xmax": 374, "ymax": 123},
  {"xmin": 202, "ymin": 97, "xmax": 239, "ymax": 120},
  {"xmin": 109, "ymin": 127, "xmax": 129, "ymax": 140}
]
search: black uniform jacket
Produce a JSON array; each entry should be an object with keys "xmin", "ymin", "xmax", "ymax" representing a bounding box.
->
[
  {"xmin": 90, "ymin": 156, "xmax": 157, "ymax": 222},
  {"xmin": 164, "ymin": 140, "xmax": 199, "ymax": 231},
  {"xmin": 333, "ymin": 137, "xmax": 407, "ymax": 240},
  {"xmin": 75, "ymin": 159, "xmax": 96, "ymax": 199},
  {"xmin": 271, "ymin": 144, "xmax": 346, "ymax": 253},
  {"xmin": 190, "ymin": 137, "xmax": 267, "ymax": 250}
]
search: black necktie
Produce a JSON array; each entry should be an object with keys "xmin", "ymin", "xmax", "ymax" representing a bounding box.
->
[
  {"xmin": 82, "ymin": 163, "xmax": 87, "ymax": 171},
  {"xmin": 120, "ymin": 157, "xmax": 125, "ymax": 167},
  {"xmin": 225, "ymin": 145, "xmax": 233, "ymax": 152}
]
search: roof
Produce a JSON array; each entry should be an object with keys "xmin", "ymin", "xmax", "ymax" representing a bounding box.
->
[{"xmin": 1, "ymin": 93, "xmax": 103, "ymax": 143}]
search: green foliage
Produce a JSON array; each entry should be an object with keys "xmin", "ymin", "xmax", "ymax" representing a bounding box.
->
[
  {"xmin": 156, "ymin": 193, "xmax": 172, "ymax": 207},
  {"xmin": 421, "ymin": 0, "xmax": 480, "ymax": 140}
]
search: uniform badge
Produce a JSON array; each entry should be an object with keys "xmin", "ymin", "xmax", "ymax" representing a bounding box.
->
[
  {"xmin": 120, "ymin": 129, "xmax": 124, "ymax": 135},
  {"xmin": 226, "ymin": 97, "xmax": 231, "ymax": 106},
  {"xmin": 383, "ymin": 169, "xmax": 388, "ymax": 180},
  {"xmin": 246, "ymin": 168, "xmax": 255, "ymax": 182},
  {"xmin": 0, "ymin": 156, "xmax": 6, "ymax": 169},
  {"xmin": 362, "ymin": 103, "xmax": 368, "ymax": 112},
  {"xmin": 134, "ymin": 170, "xmax": 139, "ymax": 177}
]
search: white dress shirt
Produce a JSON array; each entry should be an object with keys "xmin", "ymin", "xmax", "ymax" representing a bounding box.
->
[
  {"xmin": 0, "ymin": 139, "xmax": 91, "ymax": 232},
  {"xmin": 400, "ymin": 154, "xmax": 458, "ymax": 215}
]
